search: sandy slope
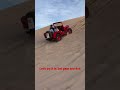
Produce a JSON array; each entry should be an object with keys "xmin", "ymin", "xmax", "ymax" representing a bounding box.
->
[
  {"xmin": 0, "ymin": 0, "xmax": 34, "ymax": 53},
  {"xmin": 35, "ymin": 16, "xmax": 85, "ymax": 90},
  {"xmin": 86, "ymin": 1, "xmax": 120, "ymax": 90},
  {"xmin": 0, "ymin": 0, "xmax": 34, "ymax": 90}
]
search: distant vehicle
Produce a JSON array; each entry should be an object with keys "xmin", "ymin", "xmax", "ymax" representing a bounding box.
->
[
  {"xmin": 21, "ymin": 11, "xmax": 35, "ymax": 34},
  {"xmin": 44, "ymin": 22, "xmax": 72, "ymax": 42}
]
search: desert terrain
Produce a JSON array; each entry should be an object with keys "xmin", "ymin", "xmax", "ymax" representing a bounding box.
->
[
  {"xmin": 86, "ymin": 0, "xmax": 120, "ymax": 90},
  {"xmin": 0, "ymin": 0, "xmax": 34, "ymax": 90},
  {"xmin": 35, "ymin": 16, "xmax": 85, "ymax": 90}
]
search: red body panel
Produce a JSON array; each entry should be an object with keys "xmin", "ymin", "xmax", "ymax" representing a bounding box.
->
[
  {"xmin": 64, "ymin": 25, "xmax": 69, "ymax": 31},
  {"xmin": 52, "ymin": 25, "xmax": 69, "ymax": 39}
]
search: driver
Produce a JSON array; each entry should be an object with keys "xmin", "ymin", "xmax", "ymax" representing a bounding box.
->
[
  {"xmin": 49, "ymin": 25, "xmax": 59, "ymax": 32},
  {"xmin": 54, "ymin": 26, "xmax": 59, "ymax": 32},
  {"xmin": 49, "ymin": 25, "xmax": 55, "ymax": 33}
]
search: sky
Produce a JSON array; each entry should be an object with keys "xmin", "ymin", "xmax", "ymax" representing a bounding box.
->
[
  {"xmin": 35, "ymin": 0, "xmax": 85, "ymax": 30},
  {"xmin": 0, "ymin": 0, "xmax": 28, "ymax": 10}
]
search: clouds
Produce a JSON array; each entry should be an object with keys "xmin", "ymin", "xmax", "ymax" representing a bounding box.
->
[{"xmin": 35, "ymin": 0, "xmax": 85, "ymax": 30}]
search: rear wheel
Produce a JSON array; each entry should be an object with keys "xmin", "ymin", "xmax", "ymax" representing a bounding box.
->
[
  {"xmin": 26, "ymin": 30, "xmax": 31, "ymax": 33},
  {"xmin": 64, "ymin": 31, "xmax": 67, "ymax": 36},
  {"xmin": 68, "ymin": 28, "xmax": 72, "ymax": 34},
  {"xmin": 46, "ymin": 38, "xmax": 52, "ymax": 41},
  {"xmin": 45, "ymin": 31, "xmax": 53, "ymax": 38},
  {"xmin": 56, "ymin": 34, "xmax": 62, "ymax": 42}
]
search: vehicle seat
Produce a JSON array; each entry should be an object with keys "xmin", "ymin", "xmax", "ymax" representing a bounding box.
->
[{"xmin": 57, "ymin": 26, "xmax": 64, "ymax": 31}]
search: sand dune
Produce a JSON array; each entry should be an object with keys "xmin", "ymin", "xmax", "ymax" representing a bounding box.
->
[
  {"xmin": 35, "ymin": 16, "xmax": 85, "ymax": 90},
  {"xmin": 0, "ymin": 0, "xmax": 34, "ymax": 90},
  {"xmin": 0, "ymin": 0, "xmax": 34, "ymax": 53},
  {"xmin": 86, "ymin": 0, "xmax": 112, "ymax": 17}
]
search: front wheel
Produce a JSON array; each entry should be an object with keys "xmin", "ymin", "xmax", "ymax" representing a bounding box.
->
[
  {"xmin": 68, "ymin": 28, "xmax": 72, "ymax": 34},
  {"xmin": 46, "ymin": 38, "xmax": 52, "ymax": 41},
  {"xmin": 56, "ymin": 34, "xmax": 62, "ymax": 42}
]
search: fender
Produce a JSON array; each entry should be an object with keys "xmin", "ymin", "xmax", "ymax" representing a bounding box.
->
[
  {"xmin": 53, "ymin": 31, "xmax": 61, "ymax": 38},
  {"xmin": 64, "ymin": 25, "xmax": 69, "ymax": 29},
  {"xmin": 64, "ymin": 25, "xmax": 69, "ymax": 32}
]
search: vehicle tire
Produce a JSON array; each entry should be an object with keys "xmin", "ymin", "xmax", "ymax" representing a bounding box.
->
[
  {"xmin": 26, "ymin": 30, "xmax": 30, "ymax": 33},
  {"xmin": 46, "ymin": 38, "xmax": 52, "ymax": 41},
  {"xmin": 68, "ymin": 28, "xmax": 72, "ymax": 34},
  {"xmin": 64, "ymin": 31, "xmax": 67, "ymax": 36},
  {"xmin": 46, "ymin": 31, "xmax": 53, "ymax": 38},
  {"xmin": 56, "ymin": 34, "xmax": 62, "ymax": 42}
]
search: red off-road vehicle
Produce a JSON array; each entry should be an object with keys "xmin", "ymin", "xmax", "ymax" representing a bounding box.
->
[
  {"xmin": 21, "ymin": 11, "xmax": 35, "ymax": 34},
  {"xmin": 44, "ymin": 22, "xmax": 72, "ymax": 42}
]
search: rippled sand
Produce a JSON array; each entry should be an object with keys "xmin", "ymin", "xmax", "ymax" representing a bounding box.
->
[{"xmin": 35, "ymin": 16, "xmax": 85, "ymax": 90}]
